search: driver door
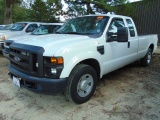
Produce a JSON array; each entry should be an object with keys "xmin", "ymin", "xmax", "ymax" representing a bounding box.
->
[{"xmin": 102, "ymin": 18, "xmax": 131, "ymax": 74}]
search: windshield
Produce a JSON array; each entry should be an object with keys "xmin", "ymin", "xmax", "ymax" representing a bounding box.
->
[
  {"xmin": 57, "ymin": 16, "xmax": 109, "ymax": 35},
  {"xmin": 32, "ymin": 25, "xmax": 61, "ymax": 35},
  {"xmin": 10, "ymin": 23, "xmax": 28, "ymax": 31}
]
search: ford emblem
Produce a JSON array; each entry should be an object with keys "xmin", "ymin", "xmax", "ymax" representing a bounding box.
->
[{"xmin": 14, "ymin": 56, "xmax": 21, "ymax": 62}]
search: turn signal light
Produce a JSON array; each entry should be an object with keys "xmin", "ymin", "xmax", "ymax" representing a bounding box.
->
[
  {"xmin": 51, "ymin": 57, "xmax": 63, "ymax": 65},
  {"xmin": 1, "ymin": 36, "xmax": 5, "ymax": 41},
  {"xmin": 51, "ymin": 58, "xmax": 57, "ymax": 64}
]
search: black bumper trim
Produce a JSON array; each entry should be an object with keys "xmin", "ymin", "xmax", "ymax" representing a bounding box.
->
[
  {"xmin": 9, "ymin": 65, "xmax": 67, "ymax": 94},
  {"xmin": 2, "ymin": 49, "xmax": 9, "ymax": 59}
]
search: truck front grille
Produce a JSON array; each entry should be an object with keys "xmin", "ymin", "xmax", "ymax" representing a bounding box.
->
[{"xmin": 9, "ymin": 43, "xmax": 44, "ymax": 77}]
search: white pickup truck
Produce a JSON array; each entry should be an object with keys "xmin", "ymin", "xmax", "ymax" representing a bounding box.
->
[
  {"xmin": 8, "ymin": 14, "xmax": 158, "ymax": 104},
  {"xmin": 2, "ymin": 23, "xmax": 63, "ymax": 58},
  {"xmin": 0, "ymin": 22, "xmax": 41, "ymax": 51}
]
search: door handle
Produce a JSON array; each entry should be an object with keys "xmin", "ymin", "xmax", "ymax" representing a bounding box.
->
[{"xmin": 128, "ymin": 42, "xmax": 130, "ymax": 48}]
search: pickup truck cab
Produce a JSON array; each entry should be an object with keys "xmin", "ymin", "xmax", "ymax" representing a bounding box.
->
[
  {"xmin": 0, "ymin": 22, "xmax": 41, "ymax": 51},
  {"xmin": 8, "ymin": 14, "xmax": 158, "ymax": 104},
  {"xmin": 2, "ymin": 23, "xmax": 63, "ymax": 58}
]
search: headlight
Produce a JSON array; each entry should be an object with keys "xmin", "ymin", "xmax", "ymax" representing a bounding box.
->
[
  {"xmin": 44, "ymin": 57, "xmax": 64, "ymax": 78},
  {"xmin": 51, "ymin": 68, "xmax": 57, "ymax": 74},
  {"xmin": 1, "ymin": 35, "xmax": 5, "ymax": 41}
]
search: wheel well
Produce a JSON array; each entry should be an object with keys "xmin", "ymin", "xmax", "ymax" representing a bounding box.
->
[
  {"xmin": 149, "ymin": 44, "xmax": 154, "ymax": 52},
  {"xmin": 79, "ymin": 59, "xmax": 100, "ymax": 78}
]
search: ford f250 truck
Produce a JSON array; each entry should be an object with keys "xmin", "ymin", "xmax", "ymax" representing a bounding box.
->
[{"xmin": 8, "ymin": 14, "xmax": 158, "ymax": 104}]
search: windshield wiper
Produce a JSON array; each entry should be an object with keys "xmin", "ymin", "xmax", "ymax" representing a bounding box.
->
[
  {"xmin": 63, "ymin": 32, "xmax": 81, "ymax": 34},
  {"xmin": 55, "ymin": 31, "xmax": 82, "ymax": 34},
  {"xmin": 63, "ymin": 32, "xmax": 91, "ymax": 35},
  {"xmin": 55, "ymin": 31, "xmax": 63, "ymax": 34},
  {"xmin": 56, "ymin": 31, "xmax": 91, "ymax": 35},
  {"xmin": 31, "ymin": 32, "xmax": 45, "ymax": 35}
]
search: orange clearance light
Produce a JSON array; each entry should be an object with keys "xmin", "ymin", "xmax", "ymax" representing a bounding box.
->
[
  {"xmin": 97, "ymin": 16, "xmax": 103, "ymax": 20},
  {"xmin": 51, "ymin": 57, "xmax": 57, "ymax": 64},
  {"xmin": 1, "ymin": 36, "xmax": 5, "ymax": 41},
  {"xmin": 57, "ymin": 57, "xmax": 63, "ymax": 64}
]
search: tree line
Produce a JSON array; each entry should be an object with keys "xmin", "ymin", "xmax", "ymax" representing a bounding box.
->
[{"xmin": 0, "ymin": 0, "xmax": 154, "ymax": 24}]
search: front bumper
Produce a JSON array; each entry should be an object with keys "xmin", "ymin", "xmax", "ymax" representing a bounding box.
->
[
  {"xmin": 2, "ymin": 48, "xmax": 9, "ymax": 59},
  {"xmin": 0, "ymin": 41, "xmax": 4, "ymax": 51},
  {"xmin": 9, "ymin": 65, "xmax": 67, "ymax": 94}
]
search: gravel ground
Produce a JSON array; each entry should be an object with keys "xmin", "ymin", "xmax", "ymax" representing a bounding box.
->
[{"xmin": 0, "ymin": 46, "xmax": 160, "ymax": 120}]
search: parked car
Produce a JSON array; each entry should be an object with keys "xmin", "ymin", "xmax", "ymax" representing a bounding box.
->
[
  {"xmin": 0, "ymin": 24, "xmax": 13, "ymax": 31},
  {"xmin": 8, "ymin": 14, "xmax": 158, "ymax": 104},
  {"xmin": 0, "ymin": 22, "xmax": 42, "ymax": 51},
  {"xmin": 2, "ymin": 23, "xmax": 63, "ymax": 58},
  {"xmin": 0, "ymin": 25, "xmax": 5, "ymax": 29}
]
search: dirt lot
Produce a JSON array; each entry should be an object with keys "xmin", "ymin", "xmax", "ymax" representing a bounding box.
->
[{"xmin": 0, "ymin": 47, "xmax": 160, "ymax": 120}]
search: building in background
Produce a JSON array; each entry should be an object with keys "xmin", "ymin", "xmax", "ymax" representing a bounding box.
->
[{"xmin": 132, "ymin": 0, "xmax": 160, "ymax": 42}]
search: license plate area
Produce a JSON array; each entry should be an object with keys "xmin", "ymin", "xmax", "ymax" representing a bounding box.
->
[{"xmin": 12, "ymin": 76, "xmax": 21, "ymax": 88}]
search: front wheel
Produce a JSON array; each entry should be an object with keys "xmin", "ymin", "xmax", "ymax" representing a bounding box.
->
[
  {"xmin": 65, "ymin": 64, "xmax": 97, "ymax": 104},
  {"xmin": 140, "ymin": 48, "xmax": 152, "ymax": 66}
]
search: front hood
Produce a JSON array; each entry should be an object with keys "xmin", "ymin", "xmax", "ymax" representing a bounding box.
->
[
  {"xmin": 15, "ymin": 34, "xmax": 97, "ymax": 56},
  {"xmin": 0, "ymin": 30, "xmax": 11, "ymax": 33},
  {"xmin": 0, "ymin": 31, "xmax": 22, "ymax": 38},
  {"xmin": 7, "ymin": 34, "xmax": 34, "ymax": 41}
]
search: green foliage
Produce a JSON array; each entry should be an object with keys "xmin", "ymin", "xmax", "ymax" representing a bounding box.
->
[
  {"xmin": 0, "ymin": 0, "xmax": 142, "ymax": 24},
  {"xmin": 13, "ymin": 4, "xmax": 32, "ymax": 22},
  {"xmin": 46, "ymin": 0, "xmax": 63, "ymax": 22},
  {"xmin": 1, "ymin": 0, "xmax": 63, "ymax": 23},
  {"xmin": 0, "ymin": 0, "xmax": 4, "ymax": 24},
  {"xmin": 29, "ymin": 0, "xmax": 62, "ymax": 22},
  {"xmin": 30, "ymin": 0, "xmax": 48, "ymax": 22},
  {"xmin": 64, "ymin": 0, "xmax": 133, "ymax": 17},
  {"xmin": 115, "ymin": 3, "xmax": 135, "ymax": 18}
]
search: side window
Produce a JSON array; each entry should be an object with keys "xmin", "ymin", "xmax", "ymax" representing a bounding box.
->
[
  {"xmin": 26, "ymin": 24, "xmax": 38, "ymax": 32},
  {"xmin": 52, "ymin": 25, "xmax": 61, "ymax": 33},
  {"xmin": 107, "ymin": 18, "xmax": 125, "ymax": 41},
  {"xmin": 126, "ymin": 19, "xmax": 135, "ymax": 37}
]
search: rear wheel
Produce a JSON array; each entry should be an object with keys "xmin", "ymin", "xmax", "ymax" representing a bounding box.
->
[
  {"xmin": 140, "ymin": 48, "xmax": 152, "ymax": 66},
  {"xmin": 65, "ymin": 64, "xmax": 97, "ymax": 104}
]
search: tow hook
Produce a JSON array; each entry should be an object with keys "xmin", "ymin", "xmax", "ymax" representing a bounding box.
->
[{"xmin": 8, "ymin": 72, "xmax": 12, "ymax": 78}]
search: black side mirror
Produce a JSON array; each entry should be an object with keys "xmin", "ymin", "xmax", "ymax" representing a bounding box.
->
[
  {"xmin": 26, "ymin": 28, "xmax": 34, "ymax": 33},
  {"xmin": 117, "ymin": 27, "xmax": 128, "ymax": 42}
]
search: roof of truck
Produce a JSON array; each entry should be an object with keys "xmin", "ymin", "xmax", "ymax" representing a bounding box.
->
[
  {"xmin": 15, "ymin": 22, "xmax": 43, "ymax": 23},
  {"xmin": 84, "ymin": 14, "xmax": 132, "ymax": 19},
  {"xmin": 39, "ymin": 23, "xmax": 64, "ymax": 25},
  {"xmin": 14, "ymin": 22, "xmax": 64, "ymax": 26}
]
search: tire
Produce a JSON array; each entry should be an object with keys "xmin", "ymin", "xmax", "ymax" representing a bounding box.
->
[
  {"xmin": 65, "ymin": 64, "xmax": 97, "ymax": 104},
  {"xmin": 140, "ymin": 48, "xmax": 152, "ymax": 66}
]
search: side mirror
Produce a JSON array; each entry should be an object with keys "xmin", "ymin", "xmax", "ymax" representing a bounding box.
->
[
  {"xmin": 26, "ymin": 28, "xmax": 34, "ymax": 33},
  {"xmin": 117, "ymin": 27, "xmax": 128, "ymax": 42}
]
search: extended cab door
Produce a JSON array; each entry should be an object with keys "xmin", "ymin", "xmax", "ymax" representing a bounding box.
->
[
  {"xmin": 102, "ymin": 17, "xmax": 138, "ymax": 75},
  {"xmin": 125, "ymin": 18, "xmax": 139, "ymax": 61}
]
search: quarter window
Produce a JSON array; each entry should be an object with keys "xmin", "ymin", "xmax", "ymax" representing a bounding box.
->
[
  {"xmin": 26, "ymin": 24, "xmax": 38, "ymax": 32},
  {"xmin": 126, "ymin": 19, "xmax": 135, "ymax": 37}
]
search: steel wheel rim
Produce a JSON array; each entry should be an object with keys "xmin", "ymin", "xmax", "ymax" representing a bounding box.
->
[
  {"xmin": 77, "ymin": 74, "xmax": 93, "ymax": 97},
  {"xmin": 147, "ymin": 51, "xmax": 152, "ymax": 63}
]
